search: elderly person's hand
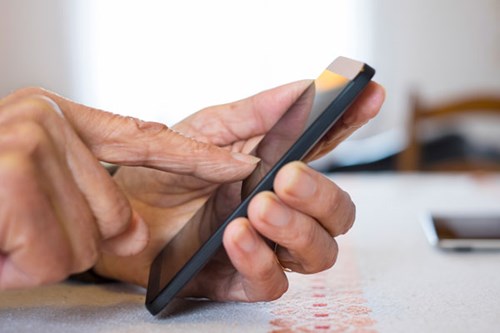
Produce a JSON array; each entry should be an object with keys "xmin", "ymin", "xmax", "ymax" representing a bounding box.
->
[
  {"xmin": 94, "ymin": 80, "xmax": 385, "ymax": 302},
  {"xmin": 0, "ymin": 88, "xmax": 257, "ymax": 290}
]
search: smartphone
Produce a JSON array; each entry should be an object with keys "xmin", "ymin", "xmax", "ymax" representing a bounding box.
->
[
  {"xmin": 422, "ymin": 213, "xmax": 500, "ymax": 251},
  {"xmin": 145, "ymin": 56, "xmax": 375, "ymax": 315}
]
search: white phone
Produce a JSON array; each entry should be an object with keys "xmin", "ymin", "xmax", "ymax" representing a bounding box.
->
[{"xmin": 422, "ymin": 213, "xmax": 500, "ymax": 251}]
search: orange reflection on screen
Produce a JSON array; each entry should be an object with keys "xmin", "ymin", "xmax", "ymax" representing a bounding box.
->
[{"xmin": 315, "ymin": 69, "xmax": 349, "ymax": 92}]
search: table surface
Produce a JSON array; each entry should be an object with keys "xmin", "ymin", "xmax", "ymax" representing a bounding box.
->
[{"xmin": 1, "ymin": 173, "xmax": 500, "ymax": 333}]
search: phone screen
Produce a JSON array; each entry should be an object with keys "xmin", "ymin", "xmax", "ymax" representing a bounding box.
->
[
  {"xmin": 433, "ymin": 216, "xmax": 500, "ymax": 239},
  {"xmin": 146, "ymin": 57, "xmax": 375, "ymax": 315},
  {"xmin": 423, "ymin": 214, "xmax": 500, "ymax": 250}
]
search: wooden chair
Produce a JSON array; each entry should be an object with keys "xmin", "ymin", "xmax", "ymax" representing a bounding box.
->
[{"xmin": 397, "ymin": 92, "xmax": 500, "ymax": 172}]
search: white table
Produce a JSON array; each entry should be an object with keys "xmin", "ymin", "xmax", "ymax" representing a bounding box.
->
[{"xmin": 1, "ymin": 173, "xmax": 500, "ymax": 332}]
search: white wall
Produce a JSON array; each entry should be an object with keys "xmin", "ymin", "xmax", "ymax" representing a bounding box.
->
[
  {"xmin": 369, "ymin": 0, "xmax": 500, "ymax": 132},
  {"xmin": 0, "ymin": 0, "xmax": 80, "ymax": 98}
]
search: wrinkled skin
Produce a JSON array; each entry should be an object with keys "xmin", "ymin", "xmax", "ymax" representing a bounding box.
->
[
  {"xmin": 0, "ymin": 87, "xmax": 257, "ymax": 289},
  {"xmin": 96, "ymin": 80, "xmax": 385, "ymax": 301},
  {"xmin": 0, "ymin": 81, "xmax": 384, "ymax": 303}
]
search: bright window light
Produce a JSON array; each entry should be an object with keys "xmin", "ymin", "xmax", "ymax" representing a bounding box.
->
[{"xmin": 75, "ymin": 1, "xmax": 370, "ymax": 126}]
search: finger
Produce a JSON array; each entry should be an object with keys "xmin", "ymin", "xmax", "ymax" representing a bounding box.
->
[
  {"xmin": 175, "ymin": 80, "xmax": 384, "ymax": 161},
  {"xmin": 0, "ymin": 191, "xmax": 74, "ymax": 289},
  {"xmin": 2, "ymin": 88, "xmax": 259, "ymax": 183},
  {"xmin": 0, "ymin": 120, "xmax": 103, "ymax": 272},
  {"xmin": 247, "ymin": 161, "xmax": 351, "ymax": 274},
  {"xmin": 222, "ymin": 218, "xmax": 288, "ymax": 301},
  {"xmin": 0, "ymin": 97, "xmax": 147, "ymax": 257},
  {"xmin": 100, "ymin": 210, "xmax": 149, "ymax": 257},
  {"xmin": 305, "ymin": 81, "xmax": 386, "ymax": 161},
  {"xmin": 247, "ymin": 191, "xmax": 339, "ymax": 274},
  {"xmin": 274, "ymin": 161, "xmax": 356, "ymax": 236},
  {"xmin": 174, "ymin": 80, "xmax": 312, "ymax": 146},
  {"xmin": 0, "ymin": 155, "xmax": 72, "ymax": 289},
  {"xmin": 63, "ymin": 125, "xmax": 149, "ymax": 256},
  {"xmin": 0, "ymin": 148, "xmax": 92, "ymax": 289}
]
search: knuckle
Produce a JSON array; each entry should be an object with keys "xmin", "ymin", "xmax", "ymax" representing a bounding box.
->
[
  {"xmin": 98, "ymin": 199, "xmax": 132, "ymax": 239},
  {"xmin": 12, "ymin": 223, "xmax": 92, "ymax": 286},
  {"xmin": 21, "ymin": 95, "xmax": 61, "ymax": 119},
  {"xmin": 249, "ymin": 256, "xmax": 289, "ymax": 302},
  {"xmin": 254, "ymin": 257, "xmax": 279, "ymax": 283},
  {"xmin": 343, "ymin": 200, "xmax": 356, "ymax": 234},
  {"xmin": 325, "ymin": 189, "xmax": 355, "ymax": 235},
  {"xmin": 0, "ymin": 93, "xmax": 63, "ymax": 127},
  {"xmin": 321, "ymin": 244, "xmax": 339, "ymax": 271},
  {"xmin": 325, "ymin": 187, "xmax": 343, "ymax": 217},
  {"xmin": 38, "ymin": 237, "xmax": 101, "ymax": 284},
  {"xmin": 12, "ymin": 94, "xmax": 60, "ymax": 118},
  {"xmin": 17, "ymin": 122, "xmax": 51, "ymax": 153},
  {"xmin": 35, "ymin": 244, "xmax": 74, "ymax": 286},
  {"xmin": 11, "ymin": 86, "xmax": 46, "ymax": 98},
  {"xmin": 0, "ymin": 153, "xmax": 28, "ymax": 179},
  {"xmin": 267, "ymin": 280, "xmax": 289, "ymax": 301},
  {"xmin": 45, "ymin": 263, "xmax": 72, "ymax": 285},
  {"xmin": 131, "ymin": 117, "xmax": 169, "ymax": 136},
  {"xmin": 294, "ymin": 221, "xmax": 318, "ymax": 251},
  {"xmin": 0, "ymin": 153, "xmax": 32, "ymax": 185},
  {"xmin": 0, "ymin": 121, "xmax": 52, "ymax": 159},
  {"xmin": 73, "ymin": 244, "xmax": 99, "ymax": 273},
  {"xmin": 100, "ymin": 116, "xmax": 177, "ymax": 165},
  {"xmin": 250, "ymin": 272, "xmax": 288, "ymax": 302},
  {"xmin": 30, "ymin": 254, "xmax": 73, "ymax": 287},
  {"xmin": 334, "ymin": 191, "xmax": 356, "ymax": 235},
  {"xmin": 306, "ymin": 240, "xmax": 339, "ymax": 274},
  {"xmin": 112, "ymin": 199, "xmax": 133, "ymax": 231}
]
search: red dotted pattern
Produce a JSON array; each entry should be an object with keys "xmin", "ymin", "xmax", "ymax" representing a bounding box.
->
[{"xmin": 269, "ymin": 239, "xmax": 377, "ymax": 333}]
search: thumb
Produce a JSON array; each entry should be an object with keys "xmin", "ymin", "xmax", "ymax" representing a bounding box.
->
[{"xmin": 6, "ymin": 88, "xmax": 259, "ymax": 182}]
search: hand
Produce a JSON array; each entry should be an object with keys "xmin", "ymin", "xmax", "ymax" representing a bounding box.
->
[
  {"xmin": 94, "ymin": 80, "xmax": 385, "ymax": 301},
  {"xmin": 0, "ymin": 88, "xmax": 258, "ymax": 290}
]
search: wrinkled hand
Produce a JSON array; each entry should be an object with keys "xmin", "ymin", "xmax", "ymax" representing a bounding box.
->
[
  {"xmin": 0, "ymin": 88, "xmax": 257, "ymax": 290},
  {"xmin": 95, "ymin": 80, "xmax": 385, "ymax": 301}
]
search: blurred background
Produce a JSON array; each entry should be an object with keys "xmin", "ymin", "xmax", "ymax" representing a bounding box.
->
[{"xmin": 1, "ymin": 0, "xmax": 500, "ymax": 172}]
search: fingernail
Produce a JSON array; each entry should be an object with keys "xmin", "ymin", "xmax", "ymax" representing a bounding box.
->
[
  {"xmin": 231, "ymin": 152, "xmax": 261, "ymax": 165},
  {"xmin": 288, "ymin": 165, "xmax": 317, "ymax": 198},
  {"xmin": 235, "ymin": 223, "xmax": 257, "ymax": 252}
]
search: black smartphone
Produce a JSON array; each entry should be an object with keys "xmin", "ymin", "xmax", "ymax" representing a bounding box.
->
[
  {"xmin": 422, "ymin": 213, "xmax": 500, "ymax": 251},
  {"xmin": 145, "ymin": 56, "xmax": 375, "ymax": 315}
]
